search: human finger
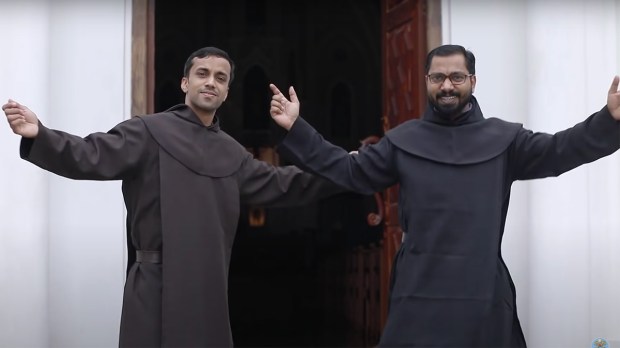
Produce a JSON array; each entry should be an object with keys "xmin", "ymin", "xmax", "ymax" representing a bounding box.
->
[
  {"xmin": 270, "ymin": 104, "xmax": 284, "ymax": 116},
  {"xmin": 289, "ymin": 86, "xmax": 299, "ymax": 104},
  {"xmin": 6, "ymin": 113, "xmax": 25, "ymax": 122},
  {"xmin": 271, "ymin": 99, "xmax": 284, "ymax": 108},
  {"xmin": 609, "ymin": 76, "xmax": 619, "ymax": 95},
  {"xmin": 269, "ymin": 83, "xmax": 283, "ymax": 96},
  {"xmin": 2, "ymin": 100, "xmax": 17, "ymax": 111},
  {"xmin": 3, "ymin": 107, "xmax": 23, "ymax": 116},
  {"xmin": 8, "ymin": 117, "xmax": 27, "ymax": 131}
]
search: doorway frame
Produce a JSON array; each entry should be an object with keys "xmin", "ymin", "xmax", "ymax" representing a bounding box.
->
[
  {"xmin": 131, "ymin": 0, "xmax": 155, "ymax": 116},
  {"xmin": 129, "ymin": 0, "xmax": 442, "ymax": 342},
  {"xmin": 129, "ymin": 0, "xmax": 441, "ymax": 116}
]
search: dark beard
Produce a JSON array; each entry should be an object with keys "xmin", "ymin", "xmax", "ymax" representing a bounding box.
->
[{"xmin": 429, "ymin": 93, "xmax": 471, "ymax": 119}]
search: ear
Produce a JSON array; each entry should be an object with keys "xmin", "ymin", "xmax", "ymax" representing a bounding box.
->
[
  {"xmin": 180, "ymin": 77, "xmax": 188, "ymax": 93},
  {"xmin": 470, "ymin": 75, "xmax": 477, "ymax": 93}
]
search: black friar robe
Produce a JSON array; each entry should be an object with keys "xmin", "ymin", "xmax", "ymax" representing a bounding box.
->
[
  {"xmin": 278, "ymin": 97, "xmax": 620, "ymax": 347},
  {"xmin": 20, "ymin": 104, "xmax": 338, "ymax": 347}
]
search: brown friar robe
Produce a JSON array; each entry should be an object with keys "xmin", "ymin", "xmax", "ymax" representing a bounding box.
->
[{"xmin": 20, "ymin": 104, "xmax": 338, "ymax": 347}]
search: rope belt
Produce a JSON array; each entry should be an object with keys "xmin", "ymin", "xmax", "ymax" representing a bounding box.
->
[{"xmin": 136, "ymin": 250, "xmax": 162, "ymax": 264}]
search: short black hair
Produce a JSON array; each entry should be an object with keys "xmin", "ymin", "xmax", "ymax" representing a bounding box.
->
[
  {"xmin": 424, "ymin": 44, "xmax": 476, "ymax": 74},
  {"xmin": 183, "ymin": 46, "xmax": 235, "ymax": 85}
]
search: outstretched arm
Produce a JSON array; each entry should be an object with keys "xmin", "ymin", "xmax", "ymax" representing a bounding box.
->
[
  {"xmin": 513, "ymin": 76, "xmax": 620, "ymax": 180},
  {"xmin": 4, "ymin": 99, "xmax": 148, "ymax": 181},
  {"xmin": 238, "ymin": 154, "xmax": 342, "ymax": 207},
  {"xmin": 3, "ymin": 99, "xmax": 40, "ymax": 138},
  {"xmin": 268, "ymin": 83, "xmax": 397, "ymax": 194}
]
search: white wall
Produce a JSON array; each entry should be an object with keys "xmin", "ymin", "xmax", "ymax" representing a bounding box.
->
[
  {"xmin": 0, "ymin": 3, "xmax": 51, "ymax": 346},
  {"xmin": 443, "ymin": 0, "xmax": 620, "ymax": 347},
  {"xmin": 0, "ymin": 0, "xmax": 131, "ymax": 346}
]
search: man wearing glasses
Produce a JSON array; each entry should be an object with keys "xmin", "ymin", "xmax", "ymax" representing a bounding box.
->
[{"xmin": 268, "ymin": 44, "xmax": 620, "ymax": 347}]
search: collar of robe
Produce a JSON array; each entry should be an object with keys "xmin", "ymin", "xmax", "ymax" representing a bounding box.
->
[
  {"xmin": 166, "ymin": 104, "xmax": 221, "ymax": 132},
  {"xmin": 385, "ymin": 96, "xmax": 523, "ymax": 165},
  {"xmin": 423, "ymin": 98, "xmax": 480, "ymax": 126}
]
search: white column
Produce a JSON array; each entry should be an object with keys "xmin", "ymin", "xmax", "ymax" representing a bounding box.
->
[{"xmin": 0, "ymin": 1, "xmax": 51, "ymax": 346}]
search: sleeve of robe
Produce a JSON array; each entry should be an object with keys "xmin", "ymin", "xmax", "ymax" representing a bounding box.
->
[
  {"xmin": 236, "ymin": 153, "xmax": 344, "ymax": 207},
  {"xmin": 277, "ymin": 117, "xmax": 398, "ymax": 195},
  {"xmin": 19, "ymin": 118, "xmax": 148, "ymax": 180},
  {"xmin": 512, "ymin": 106, "xmax": 620, "ymax": 181}
]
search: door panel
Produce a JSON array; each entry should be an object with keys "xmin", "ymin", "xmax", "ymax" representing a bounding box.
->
[
  {"xmin": 383, "ymin": 0, "xmax": 427, "ymax": 128},
  {"xmin": 131, "ymin": 0, "xmax": 155, "ymax": 116},
  {"xmin": 379, "ymin": 0, "xmax": 427, "ymax": 332}
]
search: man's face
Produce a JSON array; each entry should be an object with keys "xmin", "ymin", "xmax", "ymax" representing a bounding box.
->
[
  {"xmin": 181, "ymin": 56, "xmax": 230, "ymax": 116},
  {"xmin": 426, "ymin": 54, "xmax": 476, "ymax": 117}
]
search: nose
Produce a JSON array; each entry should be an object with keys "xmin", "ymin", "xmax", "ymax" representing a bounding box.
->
[
  {"xmin": 204, "ymin": 75, "xmax": 215, "ymax": 87},
  {"xmin": 440, "ymin": 78, "xmax": 454, "ymax": 90}
]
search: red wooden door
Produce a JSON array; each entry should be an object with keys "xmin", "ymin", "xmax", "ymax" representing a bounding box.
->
[{"xmin": 379, "ymin": 0, "xmax": 428, "ymax": 329}]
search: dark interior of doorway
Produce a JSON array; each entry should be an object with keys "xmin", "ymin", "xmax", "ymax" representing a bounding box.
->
[{"xmin": 154, "ymin": 0, "xmax": 382, "ymax": 346}]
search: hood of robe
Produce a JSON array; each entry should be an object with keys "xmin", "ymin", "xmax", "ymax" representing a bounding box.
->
[{"xmin": 137, "ymin": 104, "xmax": 247, "ymax": 177}]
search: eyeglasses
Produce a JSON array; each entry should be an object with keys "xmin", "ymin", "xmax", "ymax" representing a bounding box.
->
[{"xmin": 426, "ymin": 73, "xmax": 473, "ymax": 85}]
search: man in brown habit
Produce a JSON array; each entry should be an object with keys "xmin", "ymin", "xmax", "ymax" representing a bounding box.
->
[
  {"xmin": 3, "ymin": 46, "xmax": 338, "ymax": 347},
  {"xmin": 269, "ymin": 44, "xmax": 620, "ymax": 347}
]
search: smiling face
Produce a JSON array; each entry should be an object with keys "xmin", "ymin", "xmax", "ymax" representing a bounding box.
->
[
  {"xmin": 426, "ymin": 54, "xmax": 476, "ymax": 118},
  {"xmin": 181, "ymin": 56, "xmax": 231, "ymax": 124}
]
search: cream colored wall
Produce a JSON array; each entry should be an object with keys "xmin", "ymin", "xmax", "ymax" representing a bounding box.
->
[{"xmin": 442, "ymin": 0, "xmax": 620, "ymax": 347}]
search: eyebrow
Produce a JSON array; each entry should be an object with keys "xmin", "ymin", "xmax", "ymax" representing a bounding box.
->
[{"xmin": 194, "ymin": 67, "xmax": 229, "ymax": 79}]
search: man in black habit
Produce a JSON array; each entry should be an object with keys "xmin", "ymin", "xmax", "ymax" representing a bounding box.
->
[
  {"xmin": 3, "ymin": 46, "xmax": 339, "ymax": 347},
  {"xmin": 269, "ymin": 44, "xmax": 620, "ymax": 347}
]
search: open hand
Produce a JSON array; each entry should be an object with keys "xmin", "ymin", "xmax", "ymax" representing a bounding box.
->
[
  {"xmin": 2, "ymin": 99, "xmax": 39, "ymax": 138},
  {"xmin": 269, "ymin": 84, "xmax": 300, "ymax": 131}
]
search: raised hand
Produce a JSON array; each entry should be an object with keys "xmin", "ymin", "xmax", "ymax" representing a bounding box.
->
[
  {"xmin": 2, "ymin": 99, "xmax": 39, "ymax": 138},
  {"xmin": 269, "ymin": 84, "xmax": 300, "ymax": 131},
  {"xmin": 608, "ymin": 75, "xmax": 620, "ymax": 120}
]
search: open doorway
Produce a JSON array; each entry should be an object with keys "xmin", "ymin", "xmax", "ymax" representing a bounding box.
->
[{"xmin": 153, "ymin": 0, "xmax": 382, "ymax": 346}]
